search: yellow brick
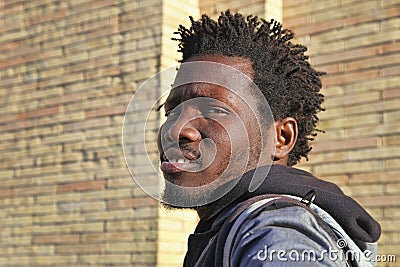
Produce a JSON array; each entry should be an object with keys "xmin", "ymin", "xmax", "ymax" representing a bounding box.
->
[
  {"xmin": 314, "ymin": 161, "xmax": 382, "ymax": 176},
  {"xmin": 345, "ymin": 98, "xmax": 399, "ymax": 116},
  {"xmin": 0, "ymin": 132, "xmax": 14, "ymax": 141},
  {"xmin": 385, "ymin": 159, "xmax": 400, "ymax": 170},
  {"xmin": 315, "ymin": 22, "xmax": 380, "ymax": 43},
  {"xmin": 1, "ymin": 216, "xmax": 33, "ymax": 225},
  {"xmin": 85, "ymin": 127, "xmax": 121, "ymax": 139},
  {"xmin": 0, "ymin": 196, "xmax": 34, "ymax": 208},
  {"xmin": 379, "ymin": 219, "xmax": 400, "ymax": 231},
  {"xmin": 349, "ymin": 147, "xmax": 400, "ymax": 161},
  {"xmin": 55, "ymin": 222, "xmax": 104, "ymax": 233},
  {"xmin": 107, "ymin": 242, "xmax": 156, "ymax": 252},
  {"xmin": 384, "ymin": 110, "xmax": 400, "ymax": 123},
  {"xmin": 80, "ymin": 188, "xmax": 132, "ymax": 201},
  {"xmin": 382, "ymin": 135, "xmax": 400, "ymax": 146},
  {"xmin": 341, "ymin": 184, "xmax": 386, "ymax": 197},
  {"xmin": 13, "ymin": 225, "xmax": 56, "ymax": 235},
  {"xmin": 1, "ymin": 236, "xmax": 31, "ymax": 246},
  {"xmin": 319, "ymin": 114, "xmax": 380, "ymax": 130},
  {"xmin": 386, "ymin": 183, "xmax": 400, "ymax": 194},
  {"xmin": 106, "ymin": 220, "xmax": 157, "ymax": 232},
  {"xmin": 0, "ymin": 247, "xmax": 14, "ymax": 256},
  {"xmin": 80, "ymin": 254, "xmax": 131, "ymax": 265},
  {"xmin": 2, "ymin": 256, "xmax": 77, "ymax": 265},
  {"xmin": 350, "ymin": 171, "xmax": 400, "ymax": 185},
  {"xmin": 157, "ymin": 252, "xmax": 186, "ymax": 265},
  {"xmin": 158, "ymin": 241, "xmax": 185, "ymax": 254},
  {"xmin": 324, "ymin": 91, "xmax": 380, "ymax": 108},
  {"xmin": 0, "ymin": 29, "xmax": 28, "ymax": 43},
  {"xmin": 15, "ymin": 245, "xmax": 54, "ymax": 255},
  {"xmin": 38, "ymin": 111, "xmax": 86, "ymax": 126},
  {"xmin": 132, "ymin": 207, "xmax": 158, "ymax": 219},
  {"xmin": 56, "ymin": 244, "xmax": 105, "ymax": 254},
  {"xmin": 384, "ymin": 207, "xmax": 400, "ymax": 218},
  {"xmin": 31, "ymin": 255, "xmax": 77, "ymax": 265},
  {"xmin": 33, "ymin": 213, "xmax": 85, "ymax": 224},
  {"xmin": 345, "ymin": 29, "xmax": 400, "ymax": 49},
  {"xmin": 17, "ymin": 165, "xmax": 60, "ymax": 178},
  {"xmin": 354, "ymin": 76, "xmax": 398, "ymax": 92},
  {"xmin": 0, "ymin": 169, "xmax": 14, "ymax": 179},
  {"xmin": 14, "ymin": 204, "xmax": 57, "ymax": 215},
  {"xmin": 345, "ymin": 122, "xmax": 400, "ymax": 139},
  {"xmin": 131, "ymin": 253, "xmax": 157, "ymax": 265},
  {"xmin": 36, "ymin": 172, "xmax": 93, "ymax": 186},
  {"xmin": 307, "ymin": 151, "xmax": 348, "ymax": 164},
  {"xmin": 381, "ymin": 16, "xmax": 400, "ymax": 30},
  {"xmin": 84, "ymin": 209, "xmax": 135, "ymax": 221},
  {"xmin": 81, "ymin": 231, "xmax": 136, "ymax": 244},
  {"xmin": 106, "ymin": 177, "xmax": 135, "ymax": 188},
  {"xmin": 36, "ymin": 193, "xmax": 81, "ymax": 204}
]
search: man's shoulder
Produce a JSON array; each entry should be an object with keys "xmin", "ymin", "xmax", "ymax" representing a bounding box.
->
[
  {"xmin": 189, "ymin": 194, "xmax": 376, "ymax": 266},
  {"xmin": 219, "ymin": 195, "xmax": 347, "ymax": 266}
]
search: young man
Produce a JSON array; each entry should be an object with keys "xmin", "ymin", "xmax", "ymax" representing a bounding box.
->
[{"xmin": 157, "ymin": 11, "xmax": 381, "ymax": 266}]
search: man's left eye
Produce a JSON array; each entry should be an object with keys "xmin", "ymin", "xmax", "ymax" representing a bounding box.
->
[{"xmin": 202, "ymin": 107, "xmax": 229, "ymax": 116}]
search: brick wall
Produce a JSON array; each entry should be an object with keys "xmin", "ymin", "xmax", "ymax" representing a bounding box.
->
[
  {"xmin": 283, "ymin": 0, "xmax": 400, "ymax": 265},
  {"xmin": 0, "ymin": 0, "xmax": 162, "ymax": 266},
  {"xmin": 1, "ymin": 0, "xmax": 398, "ymax": 266}
]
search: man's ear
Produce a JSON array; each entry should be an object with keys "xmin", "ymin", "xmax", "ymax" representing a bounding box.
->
[{"xmin": 272, "ymin": 117, "xmax": 298, "ymax": 164}]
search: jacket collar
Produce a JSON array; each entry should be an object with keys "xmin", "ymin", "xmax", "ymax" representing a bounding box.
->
[{"xmin": 196, "ymin": 164, "xmax": 381, "ymax": 243}]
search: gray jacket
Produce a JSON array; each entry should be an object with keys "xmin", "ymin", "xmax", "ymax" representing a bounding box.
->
[{"xmin": 183, "ymin": 165, "xmax": 381, "ymax": 267}]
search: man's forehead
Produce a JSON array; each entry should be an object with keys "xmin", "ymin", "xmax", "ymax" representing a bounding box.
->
[
  {"xmin": 165, "ymin": 83, "xmax": 237, "ymax": 107},
  {"xmin": 168, "ymin": 59, "xmax": 256, "ymax": 103},
  {"xmin": 170, "ymin": 83, "xmax": 231, "ymax": 97},
  {"xmin": 172, "ymin": 58, "xmax": 254, "ymax": 90},
  {"xmin": 186, "ymin": 54, "xmax": 254, "ymax": 77}
]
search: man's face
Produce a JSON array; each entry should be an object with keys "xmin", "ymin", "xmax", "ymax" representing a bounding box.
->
[{"xmin": 158, "ymin": 55, "xmax": 273, "ymax": 207}]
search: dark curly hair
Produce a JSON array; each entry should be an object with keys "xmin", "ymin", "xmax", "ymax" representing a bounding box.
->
[{"xmin": 172, "ymin": 10, "xmax": 325, "ymax": 166}]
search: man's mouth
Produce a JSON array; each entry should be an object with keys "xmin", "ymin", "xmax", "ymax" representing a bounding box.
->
[{"xmin": 160, "ymin": 147, "xmax": 201, "ymax": 174}]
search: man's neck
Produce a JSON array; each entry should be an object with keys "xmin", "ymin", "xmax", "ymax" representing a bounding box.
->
[{"xmin": 195, "ymin": 162, "xmax": 288, "ymax": 220}]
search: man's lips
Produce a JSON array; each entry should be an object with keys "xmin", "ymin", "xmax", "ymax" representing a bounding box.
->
[
  {"xmin": 161, "ymin": 160, "xmax": 200, "ymax": 174},
  {"xmin": 160, "ymin": 147, "xmax": 201, "ymax": 174}
]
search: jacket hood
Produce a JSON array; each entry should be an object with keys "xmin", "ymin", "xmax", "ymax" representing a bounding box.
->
[{"xmin": 200, "ymin": 164, "xmax": 381, "ymax": 243}]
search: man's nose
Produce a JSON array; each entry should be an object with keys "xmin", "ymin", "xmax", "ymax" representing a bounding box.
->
[
  {"xmin": 163, "ymin": 110, "xmax": 201, "ymax": 145},
  {"xmin": 177, "ymin": 122, "xmax": 201, "ymax": 143}
]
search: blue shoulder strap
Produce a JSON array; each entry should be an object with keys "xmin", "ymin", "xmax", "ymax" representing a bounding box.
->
[{"xmin": 214, "ymin": 194, "xmax": 348, "ymax": 267}]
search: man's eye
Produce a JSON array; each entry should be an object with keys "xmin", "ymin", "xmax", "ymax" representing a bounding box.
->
[{"xmin": 203, "ymin": 107, "xmax": 229, "ymax": 116}]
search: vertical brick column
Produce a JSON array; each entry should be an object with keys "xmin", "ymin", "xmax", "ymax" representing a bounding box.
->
[
  {"xmin": 199, "ymin": 0, "xmax": 266, "ymax": 18},
  {"xmin": 156, "ymin": 1, "xmax": 200, "ymax": 267},
  {"xmin": 265, "ymin": 0, "xmax": 282, "ymax": 22},
  {"xmin": 283, "ymin": 0, "xmax": 400, "ymax": 264}
]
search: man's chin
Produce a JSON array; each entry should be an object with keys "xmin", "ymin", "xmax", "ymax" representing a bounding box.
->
[
  {"xmin": 161, "ymin": 185, "xmax": 212, "ymax": 210},
  {"xmin": 161, "ymin": 176, "xmax": 239, "ymax": 209}
]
